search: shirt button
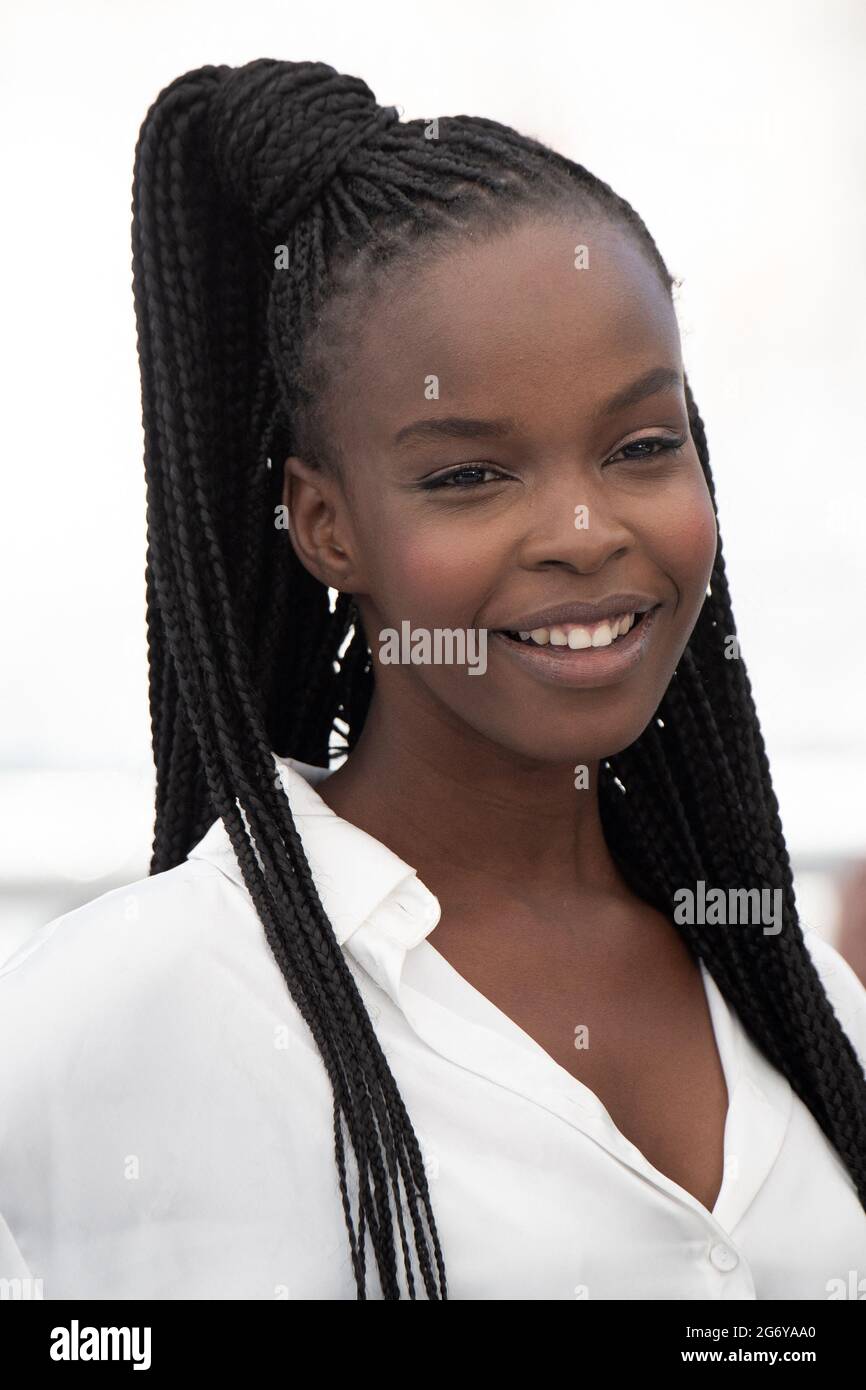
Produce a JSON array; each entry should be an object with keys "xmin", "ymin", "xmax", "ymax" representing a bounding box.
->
[{"xmin": 709, "ymin": 1242, "xmax": 739, "ymax": 1272}]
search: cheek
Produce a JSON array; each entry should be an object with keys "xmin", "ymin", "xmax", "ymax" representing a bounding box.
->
[
  {"xmin": 647, "ymin": 475, "xmax": 718, "ymax": 598},
  {"xmin": 377, "ymin": 529, "xmax": 494, "ymax": 618}
]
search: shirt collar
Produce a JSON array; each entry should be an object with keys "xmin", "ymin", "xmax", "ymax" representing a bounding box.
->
[
  {"xmin": 187, "ymin": 753, "xmax": 793, "ymax": 1230},
  {"xmin": 186, "ymin": 753, "xmax": 442, "ymax": 950}
]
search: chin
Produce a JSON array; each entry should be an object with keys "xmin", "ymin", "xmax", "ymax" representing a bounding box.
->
[{"xmin": 455, "ymin": 702, "xmax": 661, "ymax": 770}]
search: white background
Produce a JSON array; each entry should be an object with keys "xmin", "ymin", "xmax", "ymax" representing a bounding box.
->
[{"xmin": 1, "ymin": 0, "xmax": 864, "ymax": 957}]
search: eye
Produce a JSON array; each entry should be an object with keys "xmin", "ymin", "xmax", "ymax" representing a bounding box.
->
[
  {"xmin": 607, "ymin": 434, "xmax": 688, "ymax": 465},
  {"xmin": 420, "ymin": 464, "xmax": 508, "ymax": 490}
]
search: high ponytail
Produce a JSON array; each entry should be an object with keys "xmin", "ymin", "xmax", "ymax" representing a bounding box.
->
[{"xmin": 132, "ymin": 60, "xmax": 447, "ymax": 1298}]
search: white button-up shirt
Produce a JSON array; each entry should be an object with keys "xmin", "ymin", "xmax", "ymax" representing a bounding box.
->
[{"xmin": 1, "ymin": 754, "xmax": 865, "ymax": 1300}]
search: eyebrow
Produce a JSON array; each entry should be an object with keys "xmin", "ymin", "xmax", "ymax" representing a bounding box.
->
[
  {"xmin": 593, "ymin": 365, "xmax": 683, "ymax": 420},
  {"xmin": 393, "ymin": 414, "xmax": 515, "ymax": 448},
  {"xmin": 391, "ymin": 366, "xmax": 684, "ymax": 448}
]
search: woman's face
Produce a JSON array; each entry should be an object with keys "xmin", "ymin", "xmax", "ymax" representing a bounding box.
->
[{"xmin": 285, "ymin": 214, "xmax": 718, "ymax": 765}]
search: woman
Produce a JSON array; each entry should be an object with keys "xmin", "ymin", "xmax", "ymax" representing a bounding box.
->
[{"xmin": 1, "ymin": 57, "xmax": 864, "ymax": 1301}]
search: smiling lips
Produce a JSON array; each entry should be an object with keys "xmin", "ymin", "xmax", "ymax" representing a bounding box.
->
[
  {"xmin": 492, "ymin": 602, "xmax": 661, "ymax": 688},
  {"xmin": 494, "ymin": 594, "xmax": 661, "ymax": 652},
  {"xmin": 506, "ymin": 612, "xmax": 638, "ymax": 649}
]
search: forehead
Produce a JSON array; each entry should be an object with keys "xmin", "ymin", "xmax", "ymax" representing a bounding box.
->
[{"xmin": 326, "ymin": 216, "xmax": 681, "ymax": 452}]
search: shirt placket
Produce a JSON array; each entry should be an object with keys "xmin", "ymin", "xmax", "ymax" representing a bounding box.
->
[{"xmin": 344, "ymin": 898, "xmax": 791, "ymax": 1298}]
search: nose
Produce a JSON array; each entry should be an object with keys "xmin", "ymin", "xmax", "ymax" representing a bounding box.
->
[{"xmin": 516, "ymin": 468, "xmax": 633, "ymax": 574}]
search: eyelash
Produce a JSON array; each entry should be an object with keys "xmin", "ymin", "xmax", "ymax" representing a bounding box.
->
[{"xmin": 420, "ymin": 436, "xmax": 688, "ymax": 490}]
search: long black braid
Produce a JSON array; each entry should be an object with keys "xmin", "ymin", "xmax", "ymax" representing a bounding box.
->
[{"xmin": 130, "ymin": 57, "xmax": 866, "ymax": 1300}]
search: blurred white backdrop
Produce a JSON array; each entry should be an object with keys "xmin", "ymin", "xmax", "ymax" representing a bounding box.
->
[{"xmin": 1, "ymin": 0, "xmax": 864, "ymax": 960}]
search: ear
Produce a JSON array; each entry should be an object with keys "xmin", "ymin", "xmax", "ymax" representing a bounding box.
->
[{"xmin": 281, "ymin": 455, "xmax": 358, "ymax": 591}]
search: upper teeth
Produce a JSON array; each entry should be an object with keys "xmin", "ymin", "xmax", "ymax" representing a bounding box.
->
[{"xmin": 513, "ymin": 613, "xmax": 637, "ymax": 648}]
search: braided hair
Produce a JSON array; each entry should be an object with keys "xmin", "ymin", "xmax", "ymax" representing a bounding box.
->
[{"xmin": 130, "ymin": 57, "xmax": 866, "ymax": 1300}]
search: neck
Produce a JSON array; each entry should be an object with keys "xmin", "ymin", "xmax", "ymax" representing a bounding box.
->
[{"xmin": 314, "ymin": 690, "xmax": 629, "ymax": 903}]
